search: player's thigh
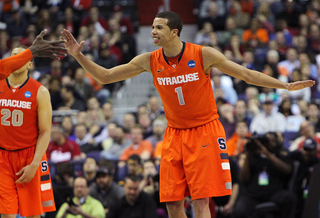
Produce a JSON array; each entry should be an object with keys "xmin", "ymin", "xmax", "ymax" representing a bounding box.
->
[
  {"xmin": 183, "ymin": 120, "xmax": 232, "ymax": 199},
  {"xmin": 0, "ymin": 150, "xmax": 19, "ymax": 214},
  {"xmin": 160, "ymin": 128, "xmax": 189, "ymax": 202}
]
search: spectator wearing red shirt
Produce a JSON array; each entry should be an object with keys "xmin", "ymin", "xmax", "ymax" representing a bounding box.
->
[{"xmin": 47, "ymin": 125, "xmax": 83, "ymax": 163}]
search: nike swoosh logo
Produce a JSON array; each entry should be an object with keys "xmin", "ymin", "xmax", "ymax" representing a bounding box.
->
[
  {"xmin": 157, "ymin": 69, "xmax": 164, "ymax": 73},
  {"xmin": 202, "ymin": 144, "xmax": 210, "ymax": 148}
]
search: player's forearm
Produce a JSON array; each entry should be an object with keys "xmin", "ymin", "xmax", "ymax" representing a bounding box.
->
[
  {"xmin": 246, "ymin": 70, "xmax": 289, "ymax": 90},
  {"xmin": 73, "ymin": 52, "xmax": 110, "ymax": 84},
  {"xmin": 31, "ymin": 130, "xmax": 51, "ymax": 167},
  {"xmin": 0, "ymin": 49, "xmax": 33, "ymax": 80}
]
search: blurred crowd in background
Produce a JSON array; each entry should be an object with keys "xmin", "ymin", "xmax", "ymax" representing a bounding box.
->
[{"xmin": 1, "ymin": 0, "xmax": 320, "ymax": 218}]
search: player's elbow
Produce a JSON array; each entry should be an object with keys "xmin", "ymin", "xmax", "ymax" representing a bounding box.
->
[{"xmin": 99, "ymin": 70, "xmax": 112, "ymax": 84}]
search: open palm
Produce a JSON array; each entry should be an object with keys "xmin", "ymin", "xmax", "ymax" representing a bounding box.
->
[
  {"xmin": 61, "ymin": 29, "xmax": 84, "ymax": 56},
  {"xmin": 288, "ymin": 80, "xmax": 315, "ymax": 91}
]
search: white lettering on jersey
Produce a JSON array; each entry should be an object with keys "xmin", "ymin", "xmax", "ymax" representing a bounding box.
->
[
  {"xmin": 0, "ymin": 99, "xmax": 32, "ymax": 109},
  {"xmin": 157, "ymin": 72, "xmax": 199, "ymax": 85}
]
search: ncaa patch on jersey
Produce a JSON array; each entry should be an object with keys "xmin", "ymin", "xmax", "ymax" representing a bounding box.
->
[
  {"xmin": 24, "ymin": 91, "xmax": 31, "ymax": 98},
  {"xmin": 188, "ymin": 60, "xmax": 196, "ymax": 68}
]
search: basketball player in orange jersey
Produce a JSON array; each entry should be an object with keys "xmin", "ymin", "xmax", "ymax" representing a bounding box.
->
[
  {"xmin": 61, "ymin": 11, "xmax": 315, "ymax": 218},
  {"xmin": 0, "ymin": 46, "xmax": 55, "ymax": 218},
  {"xmin": 0, "ymin": 29, "xmax": 67, "ymax": 81}
]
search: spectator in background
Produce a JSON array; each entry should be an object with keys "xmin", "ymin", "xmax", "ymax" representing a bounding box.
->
[
  {"xmin": 219, "ymin": 103, "xmax": 236, "ymax": 140},
  {"xmin": 6, "ymin": 9, "xmax": 28, "ymax": 37},
  {"xmin": 242, "ymin": 18, "xmax": 269, "ymax": 49},
  {"xmin": 277, "ymin": 47, "xmax": 300, "ymax": 79},
  {"xmin": 122, "ymin": 113, "xmax": 136, "ymax": 134},
  {"xmin": 61, "ymin": 115, "xmax": 76, "ymax": 141},
  {"xmin": 146, "ymin": 118, "xmax": 166, "ymax": 148},
  {"xmin": 118, "ymin": 154, "xmax": 143, "ymax": 183},
  {"xmin": 74, "ymin": 67, "xmax": 96, "ymax": 104},
  {"xmin": 148, "ymin": 96, "xmax": 165, "ymax": 122},
  {"xmin": 74, "ymin": 123, "xmax": 97, "ymax": 154},
  {"xmin": 289, "ymin": 120, "xmax": 320, "ymax": 158},
  {"xmin": 111, "ymin": 5, "xmax": 135, "ymax": 36},
  {"xmin": 89, "ymin": 164, "xmax": 125, "ymax": 215},
  {"xmin": 250, "ymin": 99, "xmax": 287, "ymax": 135},
  {"xmin": 198, "ymin": 1, "xmax": 226, "ymax": 31},
  {"xmin": 59, "ymin": 7, "xmax": 80, "ymax": 37},
  {"xmin": 81, "ymin": 6, "xmax": 107, "ymax": 36},
  {"xmin": 306, "ymin": 101, "xmax": 320, "ymax": 133},
  {"xmin": 56, "ymin": 176, "xmax": 105, "ymax": 218},
  {"xmin": 263, "ymin": 49, "xmax": 280, "ymax": 79},
  {"xmin": 47, "ymin": 124, "xmax": 82, "ymax": 163},
  {"xmin": 36, "ymin": 9, "xmax": 52, "ymax": 34},
  {"xmin": 48, "ymin": 76, "xmax": 63, "ymax": 110},
  {"xmin": 232, "ymin": 132, "xmax": 297, "ymax": 218},
  {"xmin": 140, "ymin": 160, "xmax": 167, "ymax": 217},
  {"xmin": 100, "ymin": 126, "xmax": 131, "ymax": 160},
  {"xmin": 0, "ymin": 0, "xmax": 20, "ymax": 22},
  {"xmin": 194, "ymin": 22, "xmax": 214, "ymax": 46},
  {"xmin": 107, "ymin": 175, "xmax": 158, "ymax": 218},
  {"xmin": 255, "ymin": 2, "xmax": 276, "ymax": 30},
  {"xmin": 70, "ymin": 0, "xmax": 92, "ymax": 17},
  {"xmin": 119, "ymin": 125, "xmax": 153, "ymax": 161},
  {"xmin": 212, "ymin": 71, "xmax": 238, "ymax": 105},
  {"xmin": 218, "ymin": 17, "xmax": 244, "ymax": 48},
  {"xmin": 298, "ymin": 14, "xmax": 311, "ymax": 36},
  {"xmin": 287, "ymin": 137, "xmax": 319, "ymax": 218},
  {"xmin": 58, "ymin": 84, "xmax": 86, "ymax": 111},
  {"xmin": 229, "ymin": 0, "xmax": 250, "ymax": 29},
  {"xmin": 100, "ymin": 122, "xmax": 118, "ymax": 152},
  {"xmin": 83, "ymin": 157, "xmax": 98, "ymax": 186},
  {"xmin": 227, "ymin": 121, "xmax": 250, "ymax": 157},
  {"xmin": 138, "ymin": 113, "xmax": 153, "ymax": 139},
  {"xmin": 276, "ymin": 0, "xmax": 303, "ymax": 30}
]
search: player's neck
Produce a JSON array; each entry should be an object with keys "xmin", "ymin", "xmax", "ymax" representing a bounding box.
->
[
  {"xmin": 163, "ymin": 40, "xmax": 183, "ymax": 58},
  {"xmin": 8, "ymin": 73, "xmax": 28, "ymax": 88}
]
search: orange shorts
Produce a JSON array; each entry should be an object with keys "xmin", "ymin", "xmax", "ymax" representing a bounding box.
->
[
  {"xmin": 0, "ymin": 146, "xmax": 55, "ymax": 216},
  {"xmin": 160, "ymin": 119, "xmax": 232, "ymax": 202}
]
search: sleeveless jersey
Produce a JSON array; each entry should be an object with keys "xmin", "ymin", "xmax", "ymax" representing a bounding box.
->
[
  {"xmin": 0, "ymin": 77, "xmax": 41, "ymax": 150},
  {"xmin": 150, "ymin": 42, "xmax": 219, "ymax": 129}
]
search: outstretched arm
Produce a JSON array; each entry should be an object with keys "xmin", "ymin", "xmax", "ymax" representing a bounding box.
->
[
  {"xmin": 203, "ymin": 46, "xmax": 315, "ymax": 91},
  {"xmin": 0, "ymin": 29, "xmax": 67, "ymax": 80},
  {"xmin": 61, "ymin": 29, "xmax": 151, "ymax": 84}
]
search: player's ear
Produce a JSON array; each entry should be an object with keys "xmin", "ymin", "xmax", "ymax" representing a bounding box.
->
[
  {"xmin": 172, "ymin": 28, "xmax": 179, "ymax": 37},
  {"xmin": 27, "ymin": 61, "xmax": 33, "ymax": 70}
]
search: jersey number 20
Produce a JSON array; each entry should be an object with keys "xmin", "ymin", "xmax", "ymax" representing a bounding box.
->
[{"xmin": 1, "ymin": 109, "xmax": 23, "ymax": 126}]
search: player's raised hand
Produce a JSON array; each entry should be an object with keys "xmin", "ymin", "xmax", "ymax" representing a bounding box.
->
[
  {"xmin": 287, "ymin": 80, "xmax": 315, "ymax": 91},
  {"xmin": 29, "ymin": 29, "xmax": 67, "ymax": 60},
  {"xmin": 61, "ymin": 29, "xmax": 85, "ymax": 57}
]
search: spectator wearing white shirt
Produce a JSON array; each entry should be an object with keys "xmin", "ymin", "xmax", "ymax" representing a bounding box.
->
[{"xmin": 250, "ymin": 99, "xmax": 287, "ymax": 135}]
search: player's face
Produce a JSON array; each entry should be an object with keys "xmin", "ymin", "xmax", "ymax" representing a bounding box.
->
[
  {"xmin": 11, "ymin": 48, "xmax": 33, "ymax": 76},
  {"xmin": 151, "ymin": 18, "xmax": 175, "ymax": 46}
]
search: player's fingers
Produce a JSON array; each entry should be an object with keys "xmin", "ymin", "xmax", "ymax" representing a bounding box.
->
[
  {"xmin": 37, "ymin": 29, "xmax": 47, "ymax": 39},
  {"xmin": 50, "ymin": 46, "xmax": 68, "ymax": 52},
  {"xmin": 62, "ymin": 29, "xmax": 71, "ymax": 40},
  {"xmin": 16, "ymin": 176, "xmax": 24, "ymax": 183},
  {"xmin": 49, "ymin": 40, "xmax": 67, "ymax": 45},
  {"xmin": 16, "ymin": 168, "xmax": 24, "ymax": 175}
]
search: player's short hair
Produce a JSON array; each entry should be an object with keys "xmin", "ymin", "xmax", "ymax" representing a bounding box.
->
[{"xmin": 156, "ymin": 11, "xmax": 183, "ymax": 37}]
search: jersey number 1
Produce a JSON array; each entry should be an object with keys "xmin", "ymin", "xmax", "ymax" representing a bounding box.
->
[
  {"xmin": 1, "ymin": 109, "xmax": 23, "ymax": 126},
  {"xmin": 175, "ymin": 87, "xmax": 185, "ymax": 105}
]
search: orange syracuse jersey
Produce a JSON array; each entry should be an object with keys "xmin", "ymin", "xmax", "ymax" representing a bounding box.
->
[
  {"xmin": 0, "ymin": 77, "xmax": 41, "ymax": 150},
  {"xmin": 150, "ymin": 42, "xmax": 219, "ymax": 129}
]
